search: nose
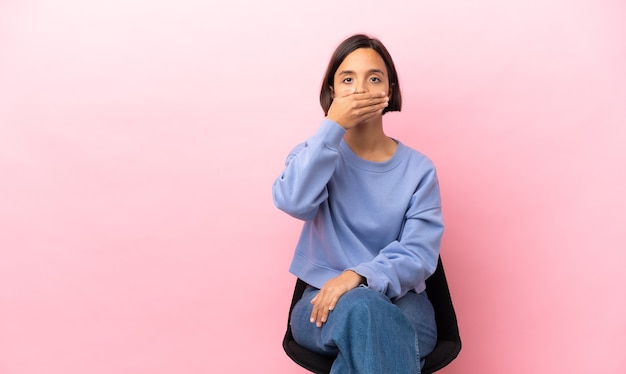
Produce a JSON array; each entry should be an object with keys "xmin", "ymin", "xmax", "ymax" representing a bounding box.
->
[{"xmin": 355, "ymin": 78, "xmax": 368, "ymax": 94}]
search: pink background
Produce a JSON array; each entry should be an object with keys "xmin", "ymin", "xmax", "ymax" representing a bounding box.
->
[{"xmin": 1, "ymin": 1, "xmax": 625, "ymax": 373}]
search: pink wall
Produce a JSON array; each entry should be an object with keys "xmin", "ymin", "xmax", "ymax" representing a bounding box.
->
[{"xmin": 1, "ymin": 1, "xmax": 625, "ymax": 373}]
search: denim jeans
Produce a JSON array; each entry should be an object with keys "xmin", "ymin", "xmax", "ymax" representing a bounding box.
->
[{"xmin": 291, "ymin": 285, "xmax": 437, "ymax": 374}]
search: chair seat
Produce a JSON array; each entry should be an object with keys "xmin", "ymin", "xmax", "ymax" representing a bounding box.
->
[
  {"xmin": 284, "ymin": 335, "xmax": 461, "ymax": 374},
  {"xmin": 422, "ymin": 340, "xmax": 462, "ymax": 373},
  {"xmin": 285, "ymin": 341, "xmax": 334, "ymax": 374}
]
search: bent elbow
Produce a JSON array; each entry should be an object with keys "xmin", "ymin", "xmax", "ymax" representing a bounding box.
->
[{"xmin": 272, "ymin": 188, "xmax": 318, "ymax": 221}]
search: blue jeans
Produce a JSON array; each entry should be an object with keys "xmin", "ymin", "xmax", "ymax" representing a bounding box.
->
[{"xmin": 291, "ymin": 286, "xmax": 437, "ymax": 374}]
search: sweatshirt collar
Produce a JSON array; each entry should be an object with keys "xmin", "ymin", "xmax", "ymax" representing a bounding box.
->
[{"xmin": 339, "ymin": 139, "xmax": 406, "ymax": 172}]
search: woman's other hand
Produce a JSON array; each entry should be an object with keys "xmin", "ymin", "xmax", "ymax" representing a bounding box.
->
[{"xmin": 310, "ymin": 270, "xmax": 365, "ymax": 327}]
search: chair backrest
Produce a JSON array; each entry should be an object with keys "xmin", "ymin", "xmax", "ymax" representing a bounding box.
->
[
  {"xmin": 421, "ymin": 256, "xmax": 462, "ymax": 373},
  {"xmin": 282, "ymin": 256, "xmax": 461, "ymax": 374}
]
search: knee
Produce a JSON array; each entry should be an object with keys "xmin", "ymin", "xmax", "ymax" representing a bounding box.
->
[
  {"xmin": 329, "ymin": 287, "xmax": 415, "ymax": 346},
  {"xmin": 336, "ymin": 287, "xmax": 393, "ymax": 319}
]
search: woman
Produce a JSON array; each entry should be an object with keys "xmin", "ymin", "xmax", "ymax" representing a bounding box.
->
[{"xmin": 272, "ymin": 34, "xmax": 443, "ymax": 373}]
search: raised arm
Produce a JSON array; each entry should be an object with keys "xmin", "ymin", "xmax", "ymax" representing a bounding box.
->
[{"xmin": 272, "ymin": 120, "xmax": 346, "ymax": 221}]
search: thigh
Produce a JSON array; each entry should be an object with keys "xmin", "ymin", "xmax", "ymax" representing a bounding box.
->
[
  {"xmin": 393, "ymin": 291, "xmax": 438, "ymax": 358},
  {"xmin": 290, "ymin": 286, "xmax": 339, "ymax": 356},
  {"xmin": 290, "ymin": 286, "xmax": 396, "ymax": 356}
]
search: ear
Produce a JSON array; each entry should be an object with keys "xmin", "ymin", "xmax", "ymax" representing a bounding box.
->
[
  {"xmin": 329, "ymin": 86, "xmax": 335, "ymax": 99},
  {"xmin": 388, "ymin": 83, "xmax": 394, "ymax": 100}
]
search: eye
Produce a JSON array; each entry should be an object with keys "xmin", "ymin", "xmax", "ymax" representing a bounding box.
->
[
  {"xmin": 342, "ymin": 77, "xmax": 353, "ymax": 83},
  {"xmin": 369, "ymin": 76, "xmax": 382, "ymax": 83}
]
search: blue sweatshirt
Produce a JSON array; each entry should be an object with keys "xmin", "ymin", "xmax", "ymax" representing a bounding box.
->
[{"xmin": 272, "ymin": 120, "xmax": 444, "ymax": 299}]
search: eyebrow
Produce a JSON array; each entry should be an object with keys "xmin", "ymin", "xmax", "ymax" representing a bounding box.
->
[{"xmin": 338, "ymin": 69, "xmax": 386, "ymax": 76}]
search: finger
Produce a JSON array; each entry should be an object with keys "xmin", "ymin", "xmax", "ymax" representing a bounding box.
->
[
  {"xmin": 310, "ymin": 291, "xmax": 330, "ymax": 326},
  {"xmin": 317, "ymin": 293, "xmax": 341, "ymax": 326},
  {"xmin": 351, "ymin": 91, "xmax": 387, "ymax": 101},
  {"xmin": 351, "ymin": 95, "xmax": 389, "ymax": 110},
  {"xmin": 310, "ymin": 292, "xmax": 328, "ymax": 325},
  {"xmin": 354, "ymin": 103, "xmax": 388, "ymax": 120},
  {"xmin": 319, "ymin": 309, "xmax": 329, "ymax": 326},
  {"xmin": 310, "ymin": 295, "xmax": 319, "ymax": 323},
  {"xmin": 317, "ymin": 291, "xmax": 332, "ymax": 325},
  {"xmin": 310, "ymin": 307, "xmax": 318, "ymax": 325},
  {"xmin": 320, "ymin": 296, "xmax": 338, "ymax": 324},
  {"xmin": 312, "ymin": 302, "xmax": 324, "ymax": 327},
  {"xmin": 338, "ymin": 88, "xmax": 356, "ymax": 97},
  {"xmin": 310, "ymin": 306, "xmax": 319, "ymax": 325}
]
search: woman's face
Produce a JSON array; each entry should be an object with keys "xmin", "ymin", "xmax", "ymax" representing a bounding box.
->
[{"xmin": 332, "ymin": 48, "xmax": 390, "ymax": 98}]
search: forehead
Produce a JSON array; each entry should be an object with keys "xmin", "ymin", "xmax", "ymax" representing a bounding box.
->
[{"xmin": 335, "ymin": 48, "xmax": 387, "ymax": 74}]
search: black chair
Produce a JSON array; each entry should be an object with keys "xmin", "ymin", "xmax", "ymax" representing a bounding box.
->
[{"xmin": 282, "ymin": 256, "xmax": 461, "ymax": 373}]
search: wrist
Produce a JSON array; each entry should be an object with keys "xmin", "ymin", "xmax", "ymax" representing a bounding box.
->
[
  {"xmin": 326, "ymin": 115, "xmax": 349, "ymax": 130},
  {"xmin": 343, "ymin": 270, "xmax": 367, "ymax": 286}
]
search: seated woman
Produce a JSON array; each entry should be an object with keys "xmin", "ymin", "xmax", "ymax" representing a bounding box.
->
[{"xmin": 272, "ymin": 33, "xmax": 443, "ymax": 374}]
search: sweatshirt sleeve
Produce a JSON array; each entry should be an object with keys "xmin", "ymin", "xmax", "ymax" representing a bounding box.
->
[
  {"xmin": 272, "ymin": 120, "xmax": 346, "ymax": 221},
  {"xmin": 348, "ymin": 165, "xmax": 444, "ymax": 299}
]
